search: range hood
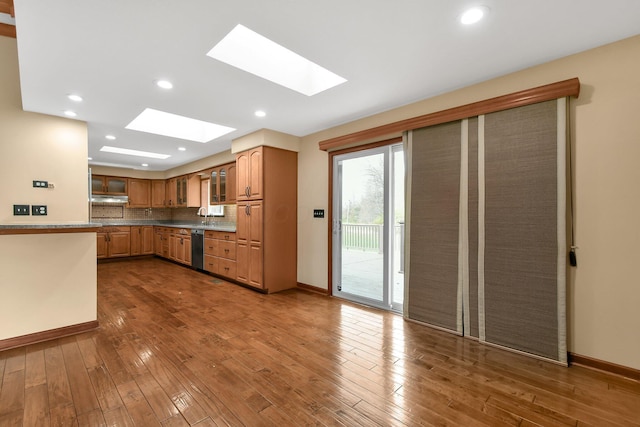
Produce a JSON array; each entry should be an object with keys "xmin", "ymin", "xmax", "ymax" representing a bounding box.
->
[{"xmin": 90, "ymin": 195, "xmax": 129, "ymax": 204}]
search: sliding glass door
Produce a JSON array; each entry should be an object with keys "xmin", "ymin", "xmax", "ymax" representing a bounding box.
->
[{"xmin": 332, "ymin": 143, "xmax": 404, "ymax": 312}]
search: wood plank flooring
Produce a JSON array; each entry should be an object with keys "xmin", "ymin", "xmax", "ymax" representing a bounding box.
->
[{"xmin": 1, "ymin": 257, "xmax": 639, "ymax": 426}]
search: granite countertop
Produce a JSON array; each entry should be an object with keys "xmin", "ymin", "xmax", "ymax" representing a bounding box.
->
[
  {"xmin": 0, "ymin": 223, "xmax": 101, "ymax": 229},
  {"xmin": 95, "ymin": 221, "xmax": 236, "ymax": 232},
  {"xmin": 0, "ymin": 223, "xmax": 102, "ymax": 235}
]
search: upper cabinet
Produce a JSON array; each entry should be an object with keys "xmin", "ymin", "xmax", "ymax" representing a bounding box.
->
[
  {"xmin": 92, "ymin": 175, "xmax": 127, "ymax": 195},
  {"xmin": 128, "ymin": 178, "xmax": 151, "ymax": 208},
  {"xmin": 169, "ymin": 174, "xmax": 201, "ymax": 208},
  {"xmin": 151, "ymin": 180, "xmax": 166, "ymax": 208},
  {"xmin": 236, "ymin": 147, "xmax": 263, "ymax": 201},
  {"xmin": 210, "ymin": 162, "xmax": 236, "ymax": 205}
]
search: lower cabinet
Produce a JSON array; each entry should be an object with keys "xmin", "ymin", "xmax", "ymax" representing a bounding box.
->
[
  {"xmin": 204, "ymin": 230, "xmax": 237, "ymax": 280},
  {"xmin": 174, "ymin": 232, "xmax": 191, "ymax": 266},
  {"xmin": 97, "ymin": 227, "xmax": 131, "ymax": 259},
  {"xmin": 236, "ymin": 201, "xmax": 263, "ymax": 289},
  {"xmin": 131, "ymin": 226, "xmax": 154, "ymax": 256}
]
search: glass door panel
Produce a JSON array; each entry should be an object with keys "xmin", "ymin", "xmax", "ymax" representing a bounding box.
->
[{"xmin": 332, "ymin": 143, "xmax": 404, "ymax": 312}]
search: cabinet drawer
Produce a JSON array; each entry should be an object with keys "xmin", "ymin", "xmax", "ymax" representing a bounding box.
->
[
  {"xmin": 205, "ymin": 230, "xmax": 236, "ymax": 241},
  {"xmin": 204, "ymin": 238, "xmax": 218, "ymax": 256},
  {"xmin": 215, "ymin": 240, "xmax": 236, "ymax": 260},
  {"xmin": 217, "ymin": 258, "xmax": 236, "ymax": 279},
  {"xmin": 204, "ymin": 254, "xmax": 217, "ymax": 273}
]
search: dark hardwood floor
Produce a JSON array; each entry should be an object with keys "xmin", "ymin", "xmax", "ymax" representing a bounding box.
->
[{"xmin": 1, "ymin": 257, "xmax": 639, "ymax": 426}]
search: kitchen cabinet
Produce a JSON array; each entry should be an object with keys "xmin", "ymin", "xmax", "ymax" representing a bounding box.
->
[
  {"xmin": 236, "ymin": 202, "xmax": 262, "ymax": 287},
  {"xmin": 167, "ymin": 228, "xmax": 191, "ymax": 265},
  {"xmin": 174, "ymin": 233, "xmax": 191, "ymax": 265},
  {"xmin": 151, "ymin": 180, "xmax": 166, "ymax": 207},
  {"xmin": 154, "ymin": 227, "xmax": 170, "ymax": 257},
  {"xmin": 236, "ymin": 147, "xmax": 262, "ymax": 201},
  {"xmin": 92, "ymin": 175, "xmax": 127, "ymax": 195},
  {"xmin": 167, "ymin": 175, "xmax": 201, "ymax": 207},
  {"xmin": 97, "ymin": 226, "xmax": 131, "ymax": 259},
  {"xmin": 234, "ymin": 146, "xmax": 297, "ymax": 292},
  {"xmin": 204, "ymin": 230, "xmax": 237, "ymax": 280},
  {"xmin": 131, "ymin": 226, "xmax": 154, "ymax": 256},
  {"xmin": 210, "ymin": 162, "xmax": 236, "ymax": 205},
  {"xmin": 166, "ymin": 178, "xmax": 177, "ymax": 207},
  {"xmin": 128, "ymin": 179, "xmax": 151, "ymax": 208}
]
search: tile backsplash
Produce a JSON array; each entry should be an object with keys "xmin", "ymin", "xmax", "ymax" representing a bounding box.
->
[{"xmin": 91, "ymin": 204, "xmax": 237, "ymax": 226}]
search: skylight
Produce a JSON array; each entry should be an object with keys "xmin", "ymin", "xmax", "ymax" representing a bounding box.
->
[
  {"xmin": 125, "ymin": 108, "xmax": 235, "ymax": 143},
  {"xmin": 100, "ymin": 146, "xmax": 171, "ymax": 159},
  {"xmin": 207, "ymin": 24, "xmax": 347, "ymax": 96}
]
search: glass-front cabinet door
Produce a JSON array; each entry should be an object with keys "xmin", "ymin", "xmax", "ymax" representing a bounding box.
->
[
  {"xmin": 219, "ymin": 167, "xmax": 227, "ymax": 203},
  {"xmin": 210, "ymin": 169, "xmax": 219, "ymax": 204}
]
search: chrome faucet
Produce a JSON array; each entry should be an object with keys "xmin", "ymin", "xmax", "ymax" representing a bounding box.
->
[{"xmin": 197, "ymin": 206, "xmax": 209, "ymax": 225}]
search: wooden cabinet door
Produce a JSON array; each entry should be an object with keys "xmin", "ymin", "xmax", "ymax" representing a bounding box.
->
[
  {"xmin": 92, "ymin": 176, "xmax": 106, "ymax": 194},
  {"xmin": 175, "ymin": 236, "xmax": 185, "ymax": 263},
  {"xmin": 166, "ymin": 178, "xmax": 177, "ymax": 207},
  {"xmin": 168, "ymin": 234, "xmax": 175, "ymax": 259},
  {"xmin": 227, "ymin": 163, "xmax": 236, "ymax": 203},
  {"xmin": 97, "ymin": 232, "xmax": 108, "ymax": 259},
  {"xmin": 249, "ymin": 201, "xmax": 263, "ymax": 246},
  {"xmin": 105, "ymin": 177, "xmax": 127, "ymax": 195},
  {"xmin": 154, "ymin": 229, "xmax": 163, "ymax": 256},
  {"xmin": 151, "ymin": 180, "xmax": 166, "ymax": 207},
  {"xmin": 236, "ymin": 151, "xmax": 249, "ymax": 201},
  {"xmin": 248, "ymin": 147, "xmax": 263, "ymax": 199},
  {"xmin": 187, "ymin": 174, "xmax": 201, "ymax": 208},
  {"xmin": 130, "ymin": 226, "xmax": 141, "ymax": 256},
  {"xmin": 108, "ymin": 231, "xmax": 131, "ymax": 258},
  {"xmin": 236, "ymin": 241, "xmax": 249, "ymax": 284},
  {"xmin": 142, "ymin": 227, "xmax": 154, "ymax": 254},
  {"xmin": 128, "ymin": 179, "xmax": 150, "ymax": 208},
  {"xmin": 184, "ymin": 236, "xmax": 192, "ymax": 265},
  {"xmin": 248, "ymin": 244, "xmax": 263, "ymax": 289}
]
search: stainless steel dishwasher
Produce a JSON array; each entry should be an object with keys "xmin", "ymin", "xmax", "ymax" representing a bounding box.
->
[{"xmin": 191, "ymin": 229, "xmax": 204, "ymax": 270}]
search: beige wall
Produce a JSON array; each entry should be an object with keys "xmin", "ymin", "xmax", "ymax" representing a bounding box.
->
[
  {"xmin": 297, "ymin": 34, "xmax": 640, "ymax": 370},
  {"xmin": 0, "ymin": 37, "xmax": 97, "ymax": 339},
  {"xmin": 0, "ymin": 39, "xmax": 88, "ymax": 224},
  {"xmin": 0, "ymin": 233, "xmax": 97, "ymax": 340}
]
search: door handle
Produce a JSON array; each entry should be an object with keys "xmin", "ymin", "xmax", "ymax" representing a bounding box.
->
[{"xmin": 245, "ymin": 186, "xmax": 250, "ymax": 198}]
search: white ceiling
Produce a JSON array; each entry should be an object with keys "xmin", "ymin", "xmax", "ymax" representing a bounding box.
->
[{"xmin": 12, "ymin": 1, "xmax": 640, "ymax": 171}]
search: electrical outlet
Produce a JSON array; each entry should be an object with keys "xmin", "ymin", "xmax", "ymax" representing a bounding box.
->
[
  {"xmin": 33, "ymin": 180, "xmax": 49, "ymax": 188},
  {"xmin": 32, "ymin": 205, "xmax": 47, "ymax": 216},
  {"xmin": 313, "ymin": 209, "xmax": 325, "ymax": 218},
  {"xmin": 13, "ymin": 205, "xmax": 30, "ymax": 215}
]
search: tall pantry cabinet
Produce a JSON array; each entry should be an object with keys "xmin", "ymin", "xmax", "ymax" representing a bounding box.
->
[{"xmin": 235, "ymin": 146, "xmax": 297, "ymax": 293}]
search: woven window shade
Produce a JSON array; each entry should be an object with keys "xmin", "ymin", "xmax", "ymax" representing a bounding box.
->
[
  {"xmin": 408, "ymin": 121, "xmax": 462, "ymax": 333},
  {"xmin": 481, "ymin": 100, "xmax": 565, "ymax": 362},
  {"xmin": 406, "ymin": 99, "xmax": 567, "ymax": 364},
  {"xmin": 467, "ymin": 117, "xmax": 480, "ymax": 338}
]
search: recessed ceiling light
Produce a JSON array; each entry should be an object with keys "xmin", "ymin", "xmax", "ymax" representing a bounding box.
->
[
  {"xmin": 460, "ymin": 6, "xmax": 488, "ymax": 25},
  {"xmin": 125, "ymin": 108, "xmax": 235, "ymax": 143},
  {"xmin": 207, "ymin": 24, "xmax": 347, "ymax": 96},
  {"xmin": 105, "ymin": 134, "xmax": 116, "ymax": 140},
  {"xmin": 141, "ymin": 163, "xmax": 149, "ymax": 167},
  {"xmin": 156, "ymin": 79, "xmax": 173, "ymax": 89},
  {"xmin": 88, "ymin": 157, "xmax": 92, "ymax": 160},
  {"xmin": 100, "ymin": 145, "xmax": 171, "ymax": 159},
  {"xmin": 178, "ymin": 147, "xmax": 186, "ymax": 151},
  {"xmin": 64, "ymin": 110, "xmax": 77, "ymax": 117},
  {"xmin": 255, "ymin": 110, "xmax": 266, "ymax": 118},
  {"xmin": 67, "ymin": 94, "xmax": 83, "ymax": 102}
]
